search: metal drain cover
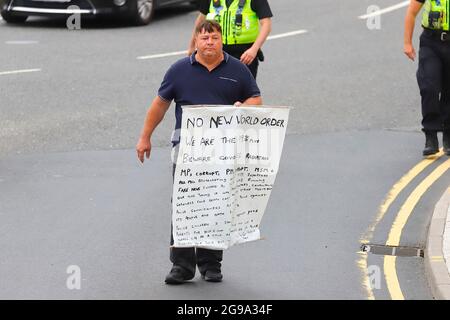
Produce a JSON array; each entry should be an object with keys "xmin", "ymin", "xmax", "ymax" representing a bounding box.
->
[{"xmin": 361, "ymin": 244, "xmax": 424, "ymax": 257}]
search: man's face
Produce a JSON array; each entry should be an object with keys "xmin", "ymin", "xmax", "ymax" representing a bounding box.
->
[{"xmin": 195, "ymin": 29, "xmax": 223, "ymax": 59}]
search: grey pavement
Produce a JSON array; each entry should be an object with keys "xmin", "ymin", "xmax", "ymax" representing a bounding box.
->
[
  {"xmin": 0, "ymin": 0, "xmax": 423, "ymax": 157},
  {"xmin": 0, "ymin": 129, "xmax": 447, "ymax": 299}
]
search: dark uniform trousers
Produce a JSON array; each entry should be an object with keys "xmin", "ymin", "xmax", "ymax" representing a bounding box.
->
[
  {"xmin": 170, "ymin": 163, "xmax": 223, "ymax": 277},
  {"xmin": 223, "ymin": 46, "xmax": 260, "ymax": 79},
  {"xmin": 417, "ymin": 30, "xmax": 450, "ymax": 132},
  {"xmin": 246, "ymin": 57, "xmax": 259, "ymax": 79}
]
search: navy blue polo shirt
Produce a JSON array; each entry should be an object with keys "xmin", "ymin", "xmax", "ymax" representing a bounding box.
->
[{"xmin": 157, "ymin": 51, "xmax": 261, "ymax": 145}]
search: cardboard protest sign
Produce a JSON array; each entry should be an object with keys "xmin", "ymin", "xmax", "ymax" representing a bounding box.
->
[{"xmin": 172, "ymin": 105, "xmax": 289, "ymax": 250}]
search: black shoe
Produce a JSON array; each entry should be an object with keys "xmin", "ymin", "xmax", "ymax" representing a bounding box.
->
[
  {"xmin": 201, "ymin": 270, "xmax": 223, "ymax": 282},
  {"xmin": 423, "ymin": 131, "xmax": 439, "ymax": 156},
  {"xmin": 443, "ymin": 131, "xmax": 450, "ymax": 155},
  {"xmin": 164, "ymin": 266, "xmax": 194, "ymax": 285}
]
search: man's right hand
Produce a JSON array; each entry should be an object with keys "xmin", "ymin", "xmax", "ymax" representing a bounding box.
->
[
  {"xmin": 404, "ymin": 43, "xmax": 416, "ymax": 61},
  {"xmin": 136, "ymin": 138, "xmax": 151, "ymax": 163}
]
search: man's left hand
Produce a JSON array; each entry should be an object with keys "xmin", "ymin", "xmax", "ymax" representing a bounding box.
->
[{"xmin": 240, "ymin": 47, "xmax": 259, "ymax": 65}]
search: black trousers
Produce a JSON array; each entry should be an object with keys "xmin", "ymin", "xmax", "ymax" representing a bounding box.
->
[
  {"xmin": 417, "ymin": 30, "xmax": 450, "ymax": 132},
  {"xmin": 224, "ymin": 48, "xmax": 260, "ymax": 79},
  {"xmin": 170, "ymin": 163, "xmax": 223, "ymax": 276},
  {"xmin": 245, "ymin": 57, "xmax": 259, "ymax": 79}
]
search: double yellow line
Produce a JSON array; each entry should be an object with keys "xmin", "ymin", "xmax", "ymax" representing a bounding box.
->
[{"xmin": 359, "ymin": 150, "xmax": 450, "ymax": 300}]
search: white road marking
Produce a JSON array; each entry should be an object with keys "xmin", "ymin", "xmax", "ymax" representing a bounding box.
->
[
  {"xmin": 5, "ymin": 40, "xmax": 39, "ymax": 45},
  {"xmin": 12, "ymin": 6, "xmax": 92, "ymax": 14},
  {"xmin": 137, "ymin": 29, "xmax": 308, "ymax": 60},
  {"xmin": 0, "ymin": 68, "xmax": 41, "ymax": 76},
  {"xmin": 267, "ymin": 29, "xmax": 308, "ymax": 40},
  {"xmin": 358, "ymin": 1, "xmax": 410, "ymax": 19},
  {"xmin": 137, "ymin": 50, "xmax": 188, "ymax": 60}
]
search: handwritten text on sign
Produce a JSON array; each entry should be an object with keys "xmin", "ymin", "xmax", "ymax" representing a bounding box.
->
[{"xmin": 172, "ymin": 105, "xmax": 290, "ymax": 250}]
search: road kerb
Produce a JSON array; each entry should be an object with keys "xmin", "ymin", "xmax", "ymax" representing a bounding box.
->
[{"xmin": 425, "ymin": 187, "xmax": 450, "ymax": 300}]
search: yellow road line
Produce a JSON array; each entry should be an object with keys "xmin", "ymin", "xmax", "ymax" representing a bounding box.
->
[
  {"xmin": 358, "ymin": 151, "xmax": 443, "ymax": 299},
  {"xmin": 356, "ymin": 251, "xmax": 375, "ymax": 299},
  {"xmin": 361, "ymin": 152, "xmax": 444, "ymax": 244},
  {"xmin": 384, "ymin": 158, "xmax": 450, "ymax": 300},
  {"xmin": 384, "ymin": 256, "xmax": 401, "ymax": 299},
  {"xmin": 431, "ymin": 256, "xmax": 445, "ymax": 262}
]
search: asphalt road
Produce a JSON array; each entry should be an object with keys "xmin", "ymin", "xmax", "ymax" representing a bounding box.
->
[{"xmin": 1, "ymin": 0, "xmax": 449, "ymax": 299}]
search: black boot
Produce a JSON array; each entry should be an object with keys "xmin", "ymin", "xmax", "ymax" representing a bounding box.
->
[
  {"xmin": 443, "ymin": 131, "xmax": 450, "ymax": 155},
  {"xmin": 423, "ymin": 131, "xmax": 439, "ymax": 156}
]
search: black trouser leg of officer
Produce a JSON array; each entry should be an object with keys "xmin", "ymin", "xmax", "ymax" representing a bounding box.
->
[
  {"xmin": 416, "ymin": 30, "xmax": 450, "ymax": 155},
  {"xmin": 224, "ymin": 46, "xmax": 260, "ymax": 79},
  {"xmin": 230, "ymin": 53, "xmax": 259, "ymax": 79},
  {"xmin": 168, "ymin": 162, "xmax": 223, "ymax": 282},
  {"xmin": 247, "ymin": 58, "xmax": 259, "ymax": 79}
]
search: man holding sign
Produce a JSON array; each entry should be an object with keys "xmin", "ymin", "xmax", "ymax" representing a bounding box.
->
[{"xmin": 136, "ymin": 20, "xmax": 262, "ymax": 284}]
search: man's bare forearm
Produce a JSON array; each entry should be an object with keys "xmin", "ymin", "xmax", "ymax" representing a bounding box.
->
[
  {"xmin": 139, "ymin": 97, "xmax": 170, "ymax": 140},
  {"xmin": 251, "ymin": 18, "xmax": 272, "ymax": 51},
  {"xmin": 404, "ymin": 1, "xmax": 423, "ymax": 45},
  {"xmin": 243, "ymin": 96, "xmax": 263, "ymax": 106},
  {"xmin": 404, "ymin": 10, "xmax": 416, "ymax": 45}
]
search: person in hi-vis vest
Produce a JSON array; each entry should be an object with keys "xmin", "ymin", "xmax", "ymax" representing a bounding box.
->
[
  {"xmin": 188, "ymin": 0, "xmax": 273, "ymax": 79},
  {"xmin": 405, "ymin": 0, "xmax": 450, "ymax": 156}
]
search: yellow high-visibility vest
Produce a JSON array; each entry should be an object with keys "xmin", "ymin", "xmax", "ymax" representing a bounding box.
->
[
  {"xmin": 206, "ymin": 0, "xmax": 260, "ymax": 44},
  {"xmin": 422, "ymin": 0, "xmax": 449, "ymax": 30}
]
